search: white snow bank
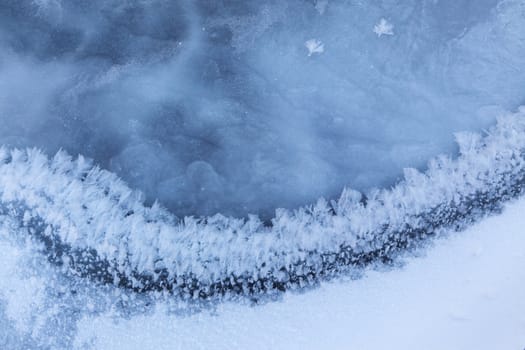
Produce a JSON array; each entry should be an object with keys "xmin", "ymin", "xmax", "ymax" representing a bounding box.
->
[
  {"xmin": 1, "ymin": 108, "xmax": 525, "ymax": 296},
  {"xmin": 1, "ymin": 177, "xmax": 524, "ymax": 349},
  {"xmin": 70, "ymin": 194, "xmax": 525, "ymax": 349}
]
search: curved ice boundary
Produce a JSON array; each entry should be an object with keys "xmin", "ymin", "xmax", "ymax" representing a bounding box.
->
[{"xmin": 1, "ymin": 108, "xmax": 525, "ymax": 298}]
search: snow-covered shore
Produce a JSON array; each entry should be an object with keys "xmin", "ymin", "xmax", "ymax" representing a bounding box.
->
[
  {"xmin": 1, "ymin": 188, "xmax": 524, "ymax": 349},
  {"xmin": 77, "ymin": 196, "xmax": 525, "ymax": 350}
]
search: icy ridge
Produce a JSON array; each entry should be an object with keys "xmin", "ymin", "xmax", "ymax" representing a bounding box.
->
[{"xmin": 1, "ymin": 107, "xmax": 525, "ymax": 297}]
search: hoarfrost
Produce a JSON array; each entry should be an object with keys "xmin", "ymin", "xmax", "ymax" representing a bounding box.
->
[{"xmin": 0, "ymin": 107, "xmax": 524, "ymax": 296}]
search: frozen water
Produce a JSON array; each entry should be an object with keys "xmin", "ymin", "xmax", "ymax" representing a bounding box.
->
[
  {"xmin": 1, "ymin": 2, "xmax": 525, "ymax": 347},
  {"xmin": 1, "ymin": 192, "xmax": 524, "ymax": 349},
  {"xmin": 1, "ymin": 0, "xmax": 525, "ymax": 218}
]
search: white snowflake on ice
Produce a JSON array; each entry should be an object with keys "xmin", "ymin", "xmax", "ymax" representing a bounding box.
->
[
  {"xmin": 305, "ymin": 39, "xmax": 324, "ymax": 56},
  {"xmin": 373, "ymin": 18, "xmax": 394, "ymax": 37}
]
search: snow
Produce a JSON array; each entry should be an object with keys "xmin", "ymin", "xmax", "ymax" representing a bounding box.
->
[
  {"xmin": 77, "ymin": 201, "xmax": 525, "ymax": 349},
  {"xmin": 1, "ymin": 106, "xmax": 524, "ymax": 348},
  {"xmin": 1, "ymin": 193, "xmax": 524, "ymax": 349}
]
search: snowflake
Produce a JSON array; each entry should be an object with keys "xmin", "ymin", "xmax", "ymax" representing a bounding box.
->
[
  {"xmin": 373, "ymin": 18, "xmax": 394, "ymax": 37},
  {"xmin": 305, "ymin": 39, "xmax": 324, "ymax": 56}
]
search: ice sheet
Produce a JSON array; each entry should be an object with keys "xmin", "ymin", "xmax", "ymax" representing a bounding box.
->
[{"xmin": 1, "ymin": 0, "xmax": 524, "ymax": 217}]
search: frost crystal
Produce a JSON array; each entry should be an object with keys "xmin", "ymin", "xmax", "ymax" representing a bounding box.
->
[
  {"xmin": 305, "ymin": 39, "xmax": 324, "ymax": 56},
  {"xmin": 1, "ymin": 108, "xmax": 525, "ymax": 298},
  {"xmin": 374, "ymin": 18, "xmax": 394, "ymax": 37}
]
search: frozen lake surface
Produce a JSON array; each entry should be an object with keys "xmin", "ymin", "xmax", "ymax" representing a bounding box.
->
[
  {"xmin": 1, "ymin": 1, "xmax": 525, "ymax": 348},
  {"xmin": 1, "ymin": 0, "xmax": 525, "ymax": 217}
]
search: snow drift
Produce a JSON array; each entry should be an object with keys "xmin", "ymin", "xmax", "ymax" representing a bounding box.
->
[{"xmin": 1, "ymin": 108, "xmax": 525, "ymax": 298}]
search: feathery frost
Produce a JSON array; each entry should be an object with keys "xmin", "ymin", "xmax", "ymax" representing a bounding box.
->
[{"xmin": 1, "ymin": 107, "xmax": 525, "ymax": 298}]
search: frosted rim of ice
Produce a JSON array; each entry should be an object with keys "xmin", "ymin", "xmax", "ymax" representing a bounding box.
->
[{"xmin": 1, "ymin": 107, "xmax": 525, "ymax": 298}]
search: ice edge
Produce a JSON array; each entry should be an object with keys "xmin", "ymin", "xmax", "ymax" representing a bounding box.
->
[{"xmin": 1, "ymin": 107, "xmax": 525, "ymax": 298}]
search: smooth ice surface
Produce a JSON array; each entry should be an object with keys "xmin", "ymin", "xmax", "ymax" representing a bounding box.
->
[
  {"xmin": 1, "ymin": 0, "xmax": 525, "ymax": 217},
  {"xmin": 1, "ymin": 192, "xmax": 524, "ymax": 349}
]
